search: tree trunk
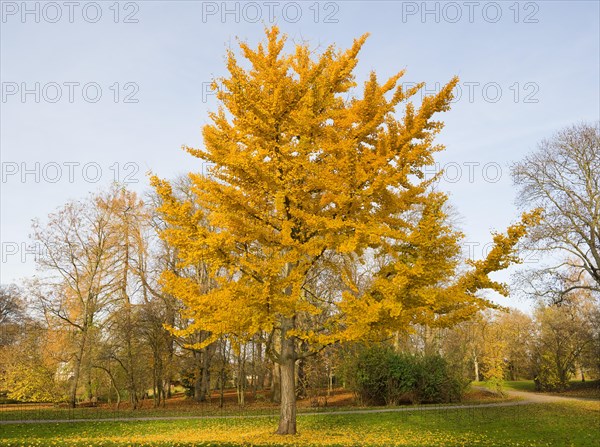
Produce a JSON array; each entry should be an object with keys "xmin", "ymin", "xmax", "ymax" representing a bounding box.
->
[
  {"xmin": 271, "ymin": 363, "xmax": 281, "ymax": 403},
  {"xmin": 219, "ymin": 339, "xmax": 226, "ymax": 409},
  {"xmin": 236, "ymin": 345, "xmax": 246, "ymax": 406},
  {"xmin": 161, "ymin": 379, "xmax": 168, "ymax": 407},
  {"xmin": 155, "ymin": 357, "xmax": 164, "ymax": 408},
  {"xmin": 69, "ymin": 331, "xmax": 88, "ymax": 408},
  {"xmin": 95, "ymin": 365, "xmax": 121, "ymax": 411},
  {"xmin": 69, "ymin": 364, "xmax": 81, "ymax": 408},
  {"xmin": 165, "ymin": 317, "xmax": 175, "ymax": 399},
  {"xmin": 473, "ymin": 354, "xmax": 479, "ymax": 382},
  {"xmin": 115, "ymin": 385, "xmax": 121, "ymax": 410},
  {"xmin": 86, "ymin": 360, "xmax": 94, "ymax": 401},
  {"xmin": 256, "ymin": 340, "xmax": 265, "ymax": 391},
  {"xmin": 219, "ymin": 367, "xmax": 225, "ymax": 408},
  {"xmin": 277, "ymin": 319, "xmax": 297, "ymax": 435},
  {"xmin": 200, "ymin": 347, "xmax": 212, "ymax": 402},
  {"xmin": 194, "ymin": 350, "xmax": 204, "ymax": 402}
]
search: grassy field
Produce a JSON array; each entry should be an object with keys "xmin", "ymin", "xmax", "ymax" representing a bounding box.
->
[{"xmin": 1, "ymin": 400, "xmax": 598, "ymax": 447}]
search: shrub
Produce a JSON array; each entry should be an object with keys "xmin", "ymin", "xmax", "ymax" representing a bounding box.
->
[
  {"xmin": 413, "ymin": 354, "xmax": 465, "ymax": 403},
  {"xmin": 343, "ymin": 345, "xmax": 466, "ymax": 405}
]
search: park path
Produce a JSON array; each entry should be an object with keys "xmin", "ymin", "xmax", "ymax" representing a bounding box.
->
[
  {"xmin": 1, "ymin": 388, "xmax": 597, "ymax": 425},
  {"xmin": 494, "ymin": 388, "xmax": 600, "ymax": 404},
  {"xmin": 471, "ymin": 385, "xmax": 600, "ymax": 404}
]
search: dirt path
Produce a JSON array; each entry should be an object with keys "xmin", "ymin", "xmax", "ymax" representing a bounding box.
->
[
  {"xmin": 470, "ymin": 385, "xmax": 600, "ymax": 403},
  {"xmin": 496, "ymin": 388, "xmax": 600, "ymax": 404}
]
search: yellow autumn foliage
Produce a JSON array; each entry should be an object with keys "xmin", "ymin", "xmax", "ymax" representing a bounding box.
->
[{"xmin": 151, "ymin": 25, "xmax": 540, "ymax": 362}]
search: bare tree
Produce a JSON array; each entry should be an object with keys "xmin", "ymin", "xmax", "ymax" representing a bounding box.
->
[
  {"xmin": 0, "ymin": 284, "xmax": 23, "ymax": 346},
  {"xmin": 512, "ymin": 122, "xmax": 600, "ymax": 302},
  {"xmin": 32, "ymin": 191, "xmax": 121, "ymax": 407}
]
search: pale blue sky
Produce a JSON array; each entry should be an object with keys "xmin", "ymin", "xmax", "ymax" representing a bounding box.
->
[{"xmin": 1, "ymin": 1, "xmax": 599, "ymax": 312}]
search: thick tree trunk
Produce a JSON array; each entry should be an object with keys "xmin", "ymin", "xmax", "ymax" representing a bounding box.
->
[
  {"xmin": 473, "ymin": 355, "xmax": 479, "ymax": 382},
  {"xmin": 277, "ymin": 320, "xmax": 297, "ymax": 435},
  {"xmin": 193, "ymin": 344, "xmax": 214, "ymax": 402},
  {"xmin": 277, "ymin": 358, "xmax": 296, "ymax": 434}
]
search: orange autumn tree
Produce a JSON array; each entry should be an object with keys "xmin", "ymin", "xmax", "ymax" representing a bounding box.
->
[{"xmin": 152, "ymin": 27, "xmax": 540, "ymax": 435}]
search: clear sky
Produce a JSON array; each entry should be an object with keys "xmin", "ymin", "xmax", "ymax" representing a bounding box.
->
[{"xmin": 1, "ymin": 0, "xmax": 599, "ymax": 312}]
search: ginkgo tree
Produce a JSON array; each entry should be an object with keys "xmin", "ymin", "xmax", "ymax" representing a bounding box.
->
[{"xmin": 152, "ymin": 26, "xmax": 540, "ymax": 435}]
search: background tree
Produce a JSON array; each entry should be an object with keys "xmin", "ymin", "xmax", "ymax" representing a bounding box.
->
[
  {"xmin": 32, "ymin": 191, "xmax": 121, "ymax": 407},
  {"xmin": 152, "ymin": 27, "xmax": 539, "ymax": 434},
  {"xmin": 1, "ymin": 321, "xmax": 59, "ymax": 403},
  {"xmin": 495, "ymin": 310, "xmax": 535, "ymax": 381},
  {"xmin": 0, "ymin": 284, "xmax": 23, "ymax": 347},
  {"xmin": 532, "ymin": 291, "xmax": 596, "ymax": 391},
  {"xmin": 512, "ymin": 122, "xmax": 600, "ymax": 302},
  {"xmin": 579, "ymin": 300, "xmax": 600, "ymax": 379},
  {"xmin": 99, "ymin": 188, "xmax": 153, "ymax": 409},
  {"xmin": 30, "ymin": 186, "xmax": 167, "ymax": 408}
]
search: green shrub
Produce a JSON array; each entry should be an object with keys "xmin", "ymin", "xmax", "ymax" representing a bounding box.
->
[
  {"xmin": 343, "ymin": 345, "xmax": 466, "ymax": 405},
  {"xmin": 413, "ymin": 354, "xmax": 465, "ymax": 403},
  {"xmin": 347, "ymin": 345, "xmax": 398, "ymax": 405}
]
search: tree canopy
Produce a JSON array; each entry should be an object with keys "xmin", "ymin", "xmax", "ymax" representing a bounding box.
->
[{"xmin": 151, "ymin": 26, "xmax": 540, "ymax": 434}]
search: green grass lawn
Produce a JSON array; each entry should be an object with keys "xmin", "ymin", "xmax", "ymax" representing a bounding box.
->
[{"xmin": 1, "ymin": 400, "xmax": 598, "ymax": 447}]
